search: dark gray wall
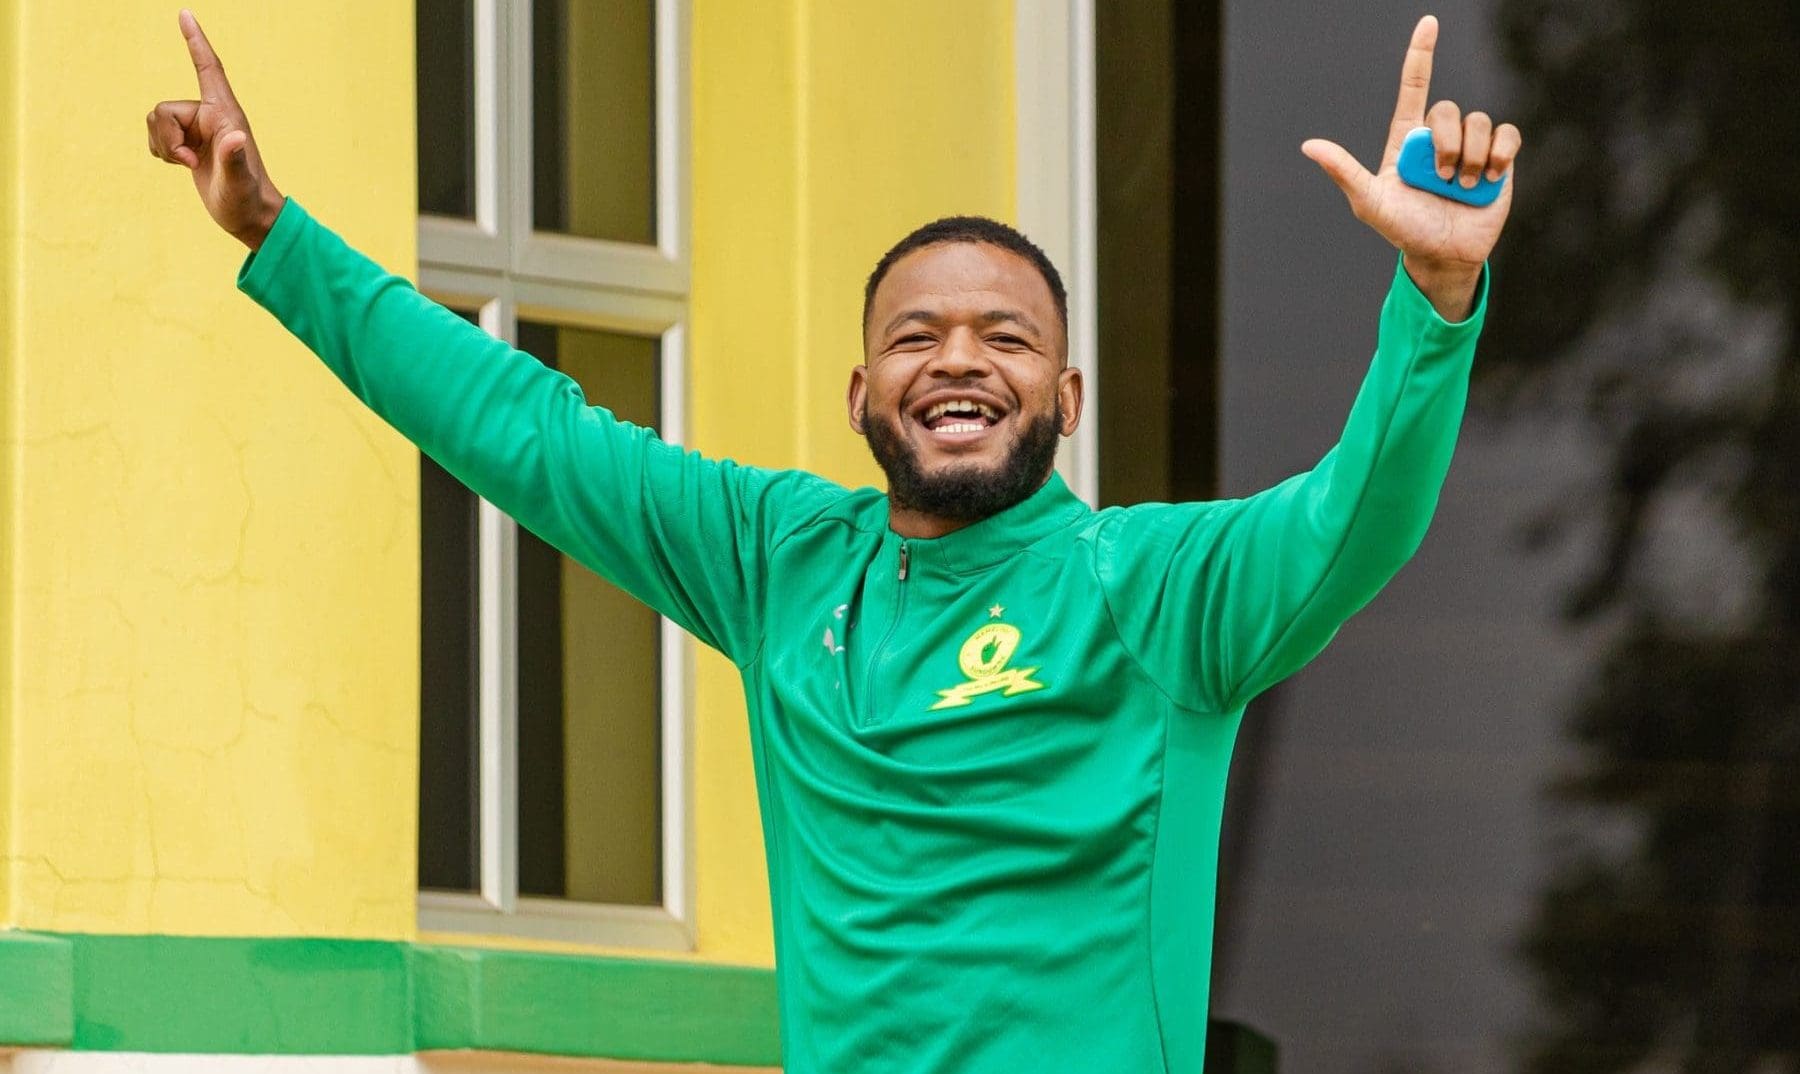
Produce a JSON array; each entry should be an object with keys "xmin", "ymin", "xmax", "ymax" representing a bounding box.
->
[{"xmin": 1210, "ymin": 4, "xmax": 1594, "ymax": 1071}]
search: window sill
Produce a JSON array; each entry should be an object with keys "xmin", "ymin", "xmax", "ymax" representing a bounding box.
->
[{"xmin": 418, "ymin": 893, "xmax": 693, "ymax": 953}]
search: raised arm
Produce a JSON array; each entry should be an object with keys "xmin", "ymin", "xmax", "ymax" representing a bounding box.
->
[
  {"xmin": 147, "ymin": 12, "xmax": 838, "ymax": 663},
  {"xmin": 1097, "ymin": 16, "xmax": 1518, "ymax": 713},
  {"xmin": 1098, "ymin": 261, "xmax": 1485, "ymax": 713},
  {"xmin": 1301, "ymin": 15, "xmax": 1520, "ymax": 321}
]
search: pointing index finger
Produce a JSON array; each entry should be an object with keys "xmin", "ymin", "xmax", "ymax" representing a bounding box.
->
[
  {"xmin": 179, "ymin": 9, "xmax": 236, "ymax": 105},
  {"xmin": 1383, "ymin": 15, "xmax": 1439, "ymax": 169}
]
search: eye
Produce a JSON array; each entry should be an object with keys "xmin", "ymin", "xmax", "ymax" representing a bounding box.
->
[
  {"xmin": 893, "ymin": 333, "xmax": 934, "ymax": 346},
  {"xmin": 989, "ymin": 334, "xmax": 1028, "ymax": 347}
]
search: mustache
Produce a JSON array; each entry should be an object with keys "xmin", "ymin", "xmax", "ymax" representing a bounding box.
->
[{"xmin": 903, "ymin": 380, "xmax": 1011, "ymax": 410}]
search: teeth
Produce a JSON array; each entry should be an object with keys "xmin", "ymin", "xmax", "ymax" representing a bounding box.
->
[
  {"xmin": 924, "ymin": 399, "xmax": 1000, "ymax": 421},
  {"xmin": 934, "ymin": 422, "xmax": 985, "ymax": 434}
]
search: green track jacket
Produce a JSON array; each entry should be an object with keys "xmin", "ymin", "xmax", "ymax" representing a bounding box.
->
[{"xmin": 239, "ymin": 199, "xmax": 1487, "ymax": 1073}]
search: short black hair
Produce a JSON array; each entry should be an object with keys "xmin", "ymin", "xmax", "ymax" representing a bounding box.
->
[{"xmin": 862, "ymin": 216, "xmax": 1068, "ymax": 339}]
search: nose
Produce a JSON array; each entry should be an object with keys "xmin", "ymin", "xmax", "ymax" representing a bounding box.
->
[{"xmin": 926, "ymin": 326, "xmax": 993, "ymax": 379}]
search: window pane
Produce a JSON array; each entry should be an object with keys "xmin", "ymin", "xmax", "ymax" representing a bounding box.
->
[
  {"xmin": 417, "ymin": 0, "xmax": 476, "ymax": 218},
  {"xmin": 417, "ymin": 310, "xmax": 485, "ymax": 893},
  {"xmin": 514, "ymin": 321, "xmax": 662, "ymax": 905},
  {"xmin": 532, "ymin": 0, "xmax": 657, "ymax": 244}
]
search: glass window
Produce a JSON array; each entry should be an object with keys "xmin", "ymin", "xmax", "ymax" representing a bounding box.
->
[
  {"xmin": 514, "ymin": 323, "xmax": 663, "ymax": 907},
  {"xmin": 414, "ymin": 0, "xmax": 687, "ymax": 949},
  {"xmin": 416, "ymin": 0, "xmax": 476, "ymax": 219},
  {"xmin": 417, "ymin": 453, "xmax": 482, "ymax": 893},
  {"xmin": 417, "ymin": 308, "xmax": 485, "ymax": 895},
  {"xmin": 531, "ymin": 0, "xmax": 658, "ymax": 244}
]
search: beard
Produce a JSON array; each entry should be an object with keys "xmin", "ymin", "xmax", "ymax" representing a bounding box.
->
[{"xmin": 864, "ymin": 403, "xmax": 1064, "ymax": 523}]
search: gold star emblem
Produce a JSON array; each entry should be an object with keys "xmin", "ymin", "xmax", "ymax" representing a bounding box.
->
[{"xmin": 988, "ymin": 603, "xmax": 1005, "ymax": 619}]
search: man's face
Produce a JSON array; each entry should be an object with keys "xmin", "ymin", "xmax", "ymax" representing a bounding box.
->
[{"xmin": 849, "ymin": 241, "xmax": 1082, "ymax": 522}]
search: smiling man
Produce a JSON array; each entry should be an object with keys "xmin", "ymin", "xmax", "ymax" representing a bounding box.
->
[
  {"xmin": 149, "ymin": 10, "xmax": 1517, "ymax": 1073},
  {"xmin": 853, "ymin": 218, "xmax": 1082, "ymax": 536}
]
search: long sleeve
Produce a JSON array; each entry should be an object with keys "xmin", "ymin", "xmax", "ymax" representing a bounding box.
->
[
  {"xmin": 1096, "ymin": 256, "xmax": 1487, "ymax": 713},
  {"xmin": 238, "ymin": 199, "xmax": 841, "ymax": 665}
]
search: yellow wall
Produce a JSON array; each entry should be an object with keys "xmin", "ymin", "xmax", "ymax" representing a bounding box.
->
[
  {"xmin": 2, "ymin": 0, "xmax": 1017, "ymax": 961},
  {"xmin": 0, "ymin": 0, "xmax": 19, "ymax": 929},
  {"xmin": 3, "ymin": 0, "xmax": 418, "ymax": 936},
  {"xmin": 688, "ymin": 0, "xmax": 1016, "ymax": 964}
]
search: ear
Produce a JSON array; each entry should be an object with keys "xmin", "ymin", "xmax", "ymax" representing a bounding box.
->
[
  {"xmin": 847, "ymin": 365, "xmax": 870, "ymax": 434},
  {"xmin": 1056, "ymin": 366, "xmax": 1084, "ymax": 437}
]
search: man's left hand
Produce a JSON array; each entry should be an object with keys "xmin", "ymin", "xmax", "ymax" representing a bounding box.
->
[{"xmin": 1302, "ymin": 15, "xmax": 1521, "ymax": 321}]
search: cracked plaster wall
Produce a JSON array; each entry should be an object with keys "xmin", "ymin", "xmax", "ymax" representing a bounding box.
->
[
  {"xmin": 4, "ymin": 0, "xmax": 417, "ymax": 937},
  {"xmin": 2, "ymin": 0, "xmax": 1020, "ymax": 965},
  {"xmin": 2, "ymin": 0, "xmax": 21, "ymax": 928}
]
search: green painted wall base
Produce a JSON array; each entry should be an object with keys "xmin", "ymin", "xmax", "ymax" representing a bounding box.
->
[
  {"xmin": 0, "ymin": 931, "xmax": 74, "ymax": 1046},
  {"xmin": 0, "ymin": 931, "xmax": 778, "ymax": 1066}
]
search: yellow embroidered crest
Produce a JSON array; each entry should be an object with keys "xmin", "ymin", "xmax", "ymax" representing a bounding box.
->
[{"xmin": 930, "ymin": 621, "xmax": 1047, "ymax": 710}]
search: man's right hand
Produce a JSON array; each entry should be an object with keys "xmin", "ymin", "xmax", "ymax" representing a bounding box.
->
[{"xmin": 146, "ymin": 10, "xmax": 285, "ymax": 250}]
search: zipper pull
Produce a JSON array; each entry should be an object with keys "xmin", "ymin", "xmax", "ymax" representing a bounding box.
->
[{"xmin": 898, "ymin": 540, "xmax": 910, "ymax": 581}]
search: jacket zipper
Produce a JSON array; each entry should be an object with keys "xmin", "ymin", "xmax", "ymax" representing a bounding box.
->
[{"xmin": 861, "ymin": 538, "xmax": 909, "ymax": 724}]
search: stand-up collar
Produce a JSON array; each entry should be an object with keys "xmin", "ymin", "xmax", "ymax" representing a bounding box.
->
[{"xmin": 887, "ymin": 471, "xmax": 1091, "ymax": 575}]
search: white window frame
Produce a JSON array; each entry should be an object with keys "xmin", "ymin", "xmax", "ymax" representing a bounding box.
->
[
  {"xmin": 414, "ymin": 0, "xmax": 696, "ymax": 952},
  {"xmin": 1017, "ymin": 0, "xmax": 1099, "ymax": 507}
]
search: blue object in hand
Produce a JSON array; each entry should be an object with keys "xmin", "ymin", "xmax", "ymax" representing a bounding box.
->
[{"xmin": 1396, "ymin": 126, "xmax": 1505, "ymax": 207}]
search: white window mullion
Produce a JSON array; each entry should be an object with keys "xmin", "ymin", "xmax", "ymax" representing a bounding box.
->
[
  {"xmin": 476, "ymin": 495, "xmax": 513, "ymax": 912},
  {"xmin": 658, "ymin": 322, "xmax": 692, "ymax": 938},
  {"xmin": 516, "ymin": 235, "xmax": 686, "ymax": 297},
  {"xmin": 655, "ymin": 0, "xmax": 689, "ymax": 267},
  {"xmin": 476, "ymin": 295, "xmax": 519, "ymax": 914},
  {"xmin": 474, "ymin": 0, "xmax": 503, "ymax": 236},
  {"xmin": 470, "ymin": 0, "xmax": 512, "ymax": 913}
]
